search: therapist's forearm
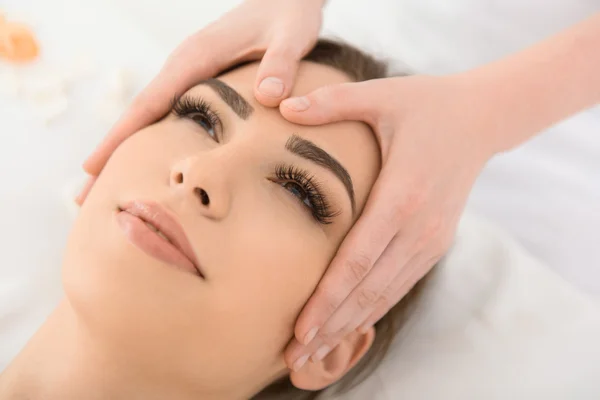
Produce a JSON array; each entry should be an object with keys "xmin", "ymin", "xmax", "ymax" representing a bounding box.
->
[{"xmin": 464, "ymin": 12, "xmax": 600, "ymax": 153}]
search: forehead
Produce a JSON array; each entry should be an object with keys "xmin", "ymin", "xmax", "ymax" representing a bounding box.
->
[
  {"xmin": 222, "ymin": 60, "xmax": 354, "ymax": 97},
  {"xmin": 198, "ymin": 61, "xmax": 381, "ymax": 214}
]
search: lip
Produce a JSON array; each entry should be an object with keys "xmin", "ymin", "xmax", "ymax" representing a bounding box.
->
[{"xmin": 116, "ymin": 200, "xmax": 204, "ymax": 278}]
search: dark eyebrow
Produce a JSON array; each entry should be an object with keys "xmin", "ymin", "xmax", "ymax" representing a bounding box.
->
[
  {"xmin": 285, "ymin": 135, "xmax": 356, "ymax": 213},
  {"xmin": 196, "ymin": 78, "xmax": 254, "ymax": 119}
]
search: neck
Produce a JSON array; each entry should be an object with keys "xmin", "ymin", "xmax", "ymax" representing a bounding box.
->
[{"xmin": 0, "ymin": 299, "xmax": 226, "ymax": 400}]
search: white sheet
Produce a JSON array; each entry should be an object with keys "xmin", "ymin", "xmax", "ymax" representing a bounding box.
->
[
  {"xmin": 1, "ymin": 0, "xmax": 599, "ymax": 398},
  {"xmin": 334, "ymin": 214, "xmax": 600, "ymax": 400}
]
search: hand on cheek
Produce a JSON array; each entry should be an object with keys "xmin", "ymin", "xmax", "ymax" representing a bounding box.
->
[{"xmin": 280, "ymin": 75, "xmax": 491, "ymax": 367}]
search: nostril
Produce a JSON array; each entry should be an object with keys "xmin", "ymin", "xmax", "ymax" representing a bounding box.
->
[
  {"xmin": 174, "ymin": 173, "xmax": 184, "ymax": 184},
  {"xmin": 194, "ymin": 187, "xmax": 210, "ymax": 206}
]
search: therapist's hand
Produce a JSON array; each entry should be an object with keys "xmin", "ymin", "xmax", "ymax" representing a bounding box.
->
[
  {"xmin": 282, "ymin": 74, "xmax": 500, "ymax": 370},
  {"xmin": 283, "ymin": 11, "xmax": 600, "ymax": 368},
  {"xmin": 77, "ymin": 0, "xmax": 324, "ymax": 203}
]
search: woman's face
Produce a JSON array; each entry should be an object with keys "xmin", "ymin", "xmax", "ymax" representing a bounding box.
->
[{"xmin": 63, "ymin": 60, "xmax": 380, "ymax": 398}]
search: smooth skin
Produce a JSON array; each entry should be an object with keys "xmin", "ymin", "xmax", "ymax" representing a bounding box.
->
[
  {"xmin": 79, "ymin": 0, "xmax": 600, "ymax": 368},
  {"xmin": 0, "ymin": 60, "xmax": 381, "ymax": 400}
]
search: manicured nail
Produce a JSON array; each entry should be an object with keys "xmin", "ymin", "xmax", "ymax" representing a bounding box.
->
[
  {"xmin": 303, "ymin": 327, "xmax": 319, "ymax": 345},
  {"xmin": 312, "ymin": 344, "xmax": 331, "ymax": 362},
  {"xmin": 282, "ymin": 96, "xmax": 310, "ymax": 112},
  {"xmin": 258, "ymin": 77, "xmax": 284, "ymax": 98},
  {"xmin": 292, "ymin": 355, "xmax": 309, "ymax": 371}
]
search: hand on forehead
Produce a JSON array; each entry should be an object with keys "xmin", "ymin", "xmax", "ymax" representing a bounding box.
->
[{"xmin": 180, "ymin": 60, "xmax": 381, "ymax": 216}]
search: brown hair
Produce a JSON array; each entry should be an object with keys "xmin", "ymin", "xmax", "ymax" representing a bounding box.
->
[{"xmin": 250, "ymin": 38, "xmax": 427, "ymax": 400}]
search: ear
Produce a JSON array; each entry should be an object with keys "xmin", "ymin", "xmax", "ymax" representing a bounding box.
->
[{"xmin": 289, "ymin": 327, "xmax": 375, "ymax": 391}]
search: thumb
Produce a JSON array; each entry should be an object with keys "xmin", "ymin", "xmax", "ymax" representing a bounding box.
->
[
  {"xmin": 254, "ymin": 38, "xmax": 313, "ymax": 107},
  {"xmin": 279, "ymin": 80, "xmax": 380, "ymax": 126}
]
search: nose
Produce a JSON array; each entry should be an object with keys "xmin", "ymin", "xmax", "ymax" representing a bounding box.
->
[
  {"xmin": 170, "ymin": 157, "xmax": 231, "ymax": 220},
  {"xmin": 194, "ymin": 187, "xmax": 210, "ymax": 206}
]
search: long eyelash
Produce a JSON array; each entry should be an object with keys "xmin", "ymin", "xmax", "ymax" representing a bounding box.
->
[
  {"xmin": 275, "ymin": 164, "xmax": 340, "ymax": 225},
  {"xmin": 170, "ymin": 94, "xmax": 221, "ymax": 131},
  {"xmin": 169, "ymin": 97, "xmax": 339, "ymax": 224}
]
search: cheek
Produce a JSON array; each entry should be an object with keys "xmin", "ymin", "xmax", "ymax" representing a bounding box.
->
[
  {"xmin": 207, "ymin": 207, "xmax": 332, "ymax": 355},
  {"xmin": 61, "ymin": 121, "xmax": 343, "ymax": 388},
  {"xmin": 61, "ymin": 125, "xmax": 225, "ymax": 376},
  {"xmin": 61, "ymin": 128, "xmax": 170, "ymax": 286},
  {"xmin": 95, "ymin": 124, "xmax": 196, "ymax": 196}
]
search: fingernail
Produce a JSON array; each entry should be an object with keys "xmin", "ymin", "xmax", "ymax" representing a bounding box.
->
[
  {"xmin": 292, "ymin": 355, "xmax": 309, "ymax": 371},
  {"xmin": 303, "ymin": 327, "xmax": 319, "ymax": 345},
  {"xmin": 75, "ymin": 176, "xmax": 94, "ymax": 206},
  {"xmin": 358, "ymin": 322, "xmax": 373, "ymax": 334},
  {"xmin": 312, "ymin": 344, "xmax": 331, "ymax": 362},
  {"xmin": 282, "ymin": 96, "xmax": 310, "ymax": 112},
  {"xmin": 258, "ymin": 77, "xmax": 284, "ymax": 98}
]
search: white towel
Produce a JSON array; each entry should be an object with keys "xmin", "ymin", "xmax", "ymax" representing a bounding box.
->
[{"xmin": 333, "ymin": 214, "xmax": 600, "ymax": 400}]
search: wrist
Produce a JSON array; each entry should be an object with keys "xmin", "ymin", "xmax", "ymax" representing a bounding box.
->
[
  {"xmin": 453, "ymin": 66, "xmax": 532, "ymax": 156},
  {"xmin": 445, "ymin": 71, "xmax": 516, "ymax": 159}
]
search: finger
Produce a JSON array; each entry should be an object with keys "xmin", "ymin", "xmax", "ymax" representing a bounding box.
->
[
  {"xmin": 75, "ymin": 176, "xmax": 96, "ymax": 206},
  {"xmin": 83, "ymin": 33, "xmax": 242, "ymax": 176},
  {"xmin": 279, "ymin": 80, "xmax": 382, "ymax": 126},
  {"xmin": 288, "ymin": 245, "xmax": 431, "ymax": 368},
  {"xmin": 284, "ymin": 336, "xmax": 325, "ymax": 371},
  {"xmin": 358, "ymin": 254, "xmax": 437, "ymax": 333},
  {"xmin": 313, "ymin": 232, "xmax": 416, "ymax": 342},
  {"xmin": 300, "ymin": 235, "xmax": 419, "ymax": 363},
  {"xmin": 254, "ymin": 36, "xmax": 314, "ymax": 107},
  {"xmin": 293, "ymin": 176, "xmax": 399, "ymax": 345}
]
